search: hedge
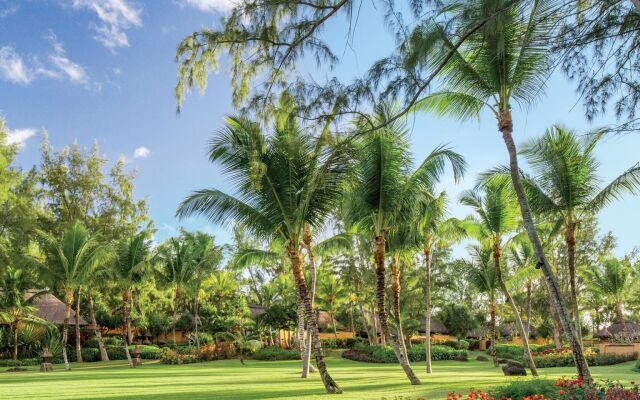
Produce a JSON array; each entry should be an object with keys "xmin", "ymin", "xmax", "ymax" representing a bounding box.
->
[
  {"xmin": 342, "ymin": 342, "xmax": 467, "ymax": 363},
  {"xmin": 252, "ymin": 346, "xmax": 301, "ymax": 361}
]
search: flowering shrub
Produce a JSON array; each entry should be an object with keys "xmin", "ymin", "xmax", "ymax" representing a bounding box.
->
[{"xmin": 159, "ymin": 347, "xmax": 199, "ymax": 364}]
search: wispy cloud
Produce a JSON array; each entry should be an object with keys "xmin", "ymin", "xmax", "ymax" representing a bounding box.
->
[
  {"xmin": 179, "ymin": 0, "xmax": 236, "ymax": 13},
  {"xmin": 0, "ymin": 46, "xmax": 32, "ymax": 84},
  {"xmin": 0, "ymin": 1, "xmax": 18, "ymax": 18},
  {"xmin": 71, "ymin": 0, "xmax": 143, "ymax": 49},
  {"xmin": 0, "ymin": 33, "xmax": 92, "ymax": 88},
  {"xmin": 7, "ymin": 128, "xmax": 37, "ymax": 148},
  {"xmin": 133, "ymin": 145, "xmax": 150, "ymax": 158}
]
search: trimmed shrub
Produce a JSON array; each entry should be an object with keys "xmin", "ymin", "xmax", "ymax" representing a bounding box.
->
[
  {"xmin": 320, "ymin": 338, "xmax": 350, "ymax": 349},
  {"xmin": 634, "ymin": 359, "xmax": 640, "ymax": 372},
  {"xmin": 103, "ymin": 336, "xmax": 125, "ymax": 346},
  {"xmin": 532, "ymin": 347, "xmax": 636, "ymax": 368},
  {"xmin": 343, "ymin": 342, "xmax": 467, "ymax": 363},
  {"xmin": 134, "ymin": 345, "xmax": 162, "ymax": 359},
  {"xmin": 0, "ymin": 358, "xmax": 39, "ymax": 367},
  {"xmin": 105, "ymin": 346, "xmax": 128, "ymax": 360},
  {"xmin": 81, "ymin": 347, "xmax": 101, "ymax": 362},
  {"xmin": 253, "ymin": 346, "xmax": 301, "ymax": 361},
  {"xmin": 244, "ymin": 340, "xmax": 263, "ymax": 355},
  {"xmin": 489, "ymin": 379, "xmax": 558, "ymax": 400}
]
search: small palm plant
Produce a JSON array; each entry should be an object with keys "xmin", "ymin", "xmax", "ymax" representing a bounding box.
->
[
  {"xmin": 0, "ymin": 268, "xmax": 50, "ymax": 360},
  {"xmin": 582, "ymin": 258, "xmax": 637, "ymax": 325}
]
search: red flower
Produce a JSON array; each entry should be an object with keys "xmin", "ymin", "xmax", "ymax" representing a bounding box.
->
[{"xmin": 557, "ymin": 390, "xmax": 565, "ymax": 395}]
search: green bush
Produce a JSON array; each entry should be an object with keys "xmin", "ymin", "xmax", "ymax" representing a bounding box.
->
[
  {"xmin": 0, "ymin": 358, "xmax": 39, "ymax": 367},
  {"xmin": 532, "ymin": 348, "xmax": 636, "ymax": 368},
  {"xmin": 634, "ymin": 359, "xmax": 640, "ymax": 372},
  {"xmin": 197, "ymin": 332, "xmax": 215, "ymax": 345},
  {"xmin": 467, "ymin": 339, "xmax": 480, "ymax": 350},
  {"xmin": 105, "ymin": 346, "xmax": 128, "ymax": 360},
  {"xmin": 320, "ymin": 338, "xmax": 350, "ymax": 349},
  {"xmin": 490, "ymin": 379, "xmax": 557, "ymax": 399},
  {"xmin": 133, "ymin": 345, "xmax": 162, "ymax": 359},
  {"xmin": 243, "ymin": 340, "xmax": 263, "ymax": 355},
  {"xmin": 103, "ymin": 336, "xmax": 125, "ymax": 346},
  {"xmin": 81, "ymin": 347, "xmax": 101, "ymax": 362},
  {"xmin": 253, "ymin": 346, "xmax": 301, "ymax": 361},
  {"xmin": 346, "ymin": 342, "xmax": 467, "ymax": 363},
  {"xmin": 84, "ymin": 337, "xmax": 100, "ymax": 348}
]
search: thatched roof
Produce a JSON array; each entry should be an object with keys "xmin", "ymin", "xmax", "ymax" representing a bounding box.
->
[
  {"xmin": 417, "ymin": 318, "xmax": 449, "ymax": 334},
  {"xmin": 317, "ymin": 310, "xmax": 345, "ymax": 330},
  {"xmin": 248, "ymin": 304, "xmax": 266, "ymax": 318},
  {"xmin": 499, "ymin": 321, "xmax": 535, "ymax": 337},
  {"xmin": 24, "ymin": 290, "xmax": 87, "ymax": 326},
  {"xmin": 595, "ymin": 320, "xmax": 640, "ymax": 339}
]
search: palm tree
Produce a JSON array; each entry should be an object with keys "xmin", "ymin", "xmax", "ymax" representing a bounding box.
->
[
  {"xmin": 520, "ymin": 125, "xmax": 640, "ymax": 341},
  {"xmin": 414, "ymin": 0, "xmax": 591, "ymax": 379},
  {"xmin": 176, "ymin": 113, "xmax": 352, "ymax": 394},
  {"xmin": 156, "ymin": 236, "xmax": 196, "ymax": 349},
  {"xmin": 508, "ymin": 238, "xmax": 538, "ymax": 338},
  {"xmin": 0, "ymin": 268, "xmax": 49, "ymax": 360},
  {"xmin": 415, "ymin": 192, "xmax": 466, "ymax": 373},
  {"xmin": 112, "ymin": 231, "xmax": 152, "ymax": 368},
  {"xmin": 347, "ymin": 103, "xmax": 465, "ymax": 385},
  {"xmin": 183, "ymin": 231, "xmax": 223, "ymax": 349},
  {"xmin": 582, "ymin": 258, "xmax": 637, "ymax": 324},
  {"xmin": 467, "ymin": 245, "xmax": 500, "ymax": 367},
  {"xmin": 316, "ymin": 269, "xmax": 346, "ymax": 340},
  {"xmin": 33, "ymin": 222, "xmax": 111, "ymax": 371},
  {"xmin": 460, "ymin": 179, "xmax": 538, "ymax": 375}
]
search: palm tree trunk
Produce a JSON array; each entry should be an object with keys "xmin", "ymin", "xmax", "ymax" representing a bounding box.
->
[
  {"xmin": 390, "ymin": 254, "xmax": 409, "ymax": 362},
  {"xmin": 526, "ymin": 280, "xmax": 532, "ymax": 329},
  {"xmin": 75, "ymin": 287, "xmax": 83, "ymax": 363},
  {"xmin": 349, "ymin": 302, "xmax": 355, "ymax": 335},
  {"xmin": 493, "ymin": 242, "xmax": 538, "ymax": 376},
  {"xmin": 614, "ymin": 301, "xmax": 625, "ymax": 324},
  {"xmin": 374, "ymin": 235, "xmax": 421, "ymax": 385},
  {"xmin": 490, "ymin": 299, "xmax": 498, "ymax": 367},
  {"xmin": 123, "ymin": 290, "xmax": 134, "ymax": 368},
  {"xmin": 359, "ymin": 303, "xmax": 374, "ymax": 345},
  {"xmin": 194, "ymin": 288, "xmax": 200, "ymax": 349},
  {"xmin": 565, "ymin": 221, "xmax": 584, "ymax": 349},
  {"xmin": 88, "ymin": 289, "xmax": 109, "ymax": 361},
  {"xmin": 330, "ymin": 311, "xmax": 338, "ymax": 340},
  {"xmin": 301, "ymin": 228, "xmax": 318, "ymax": 377},
  {"xmin": 13, "ymin": 323, "xmax": 18, "ymax": 361},
  {"xmin": 172, "ymin": 288, "xmax": 180, "ymax": 348},
  {"xmin": 424, "ymin": 245, "xmax": 433, "ymax": 373},
  {"xmin": 372, "ymin": 302, "xmax": 382, "ymax": 345},
  {"xmin": 288, "ymin": 246, "xmax": 341, "ymax": 394},
  {"xmin": 499, "ymin": 111, "xmax": 591, "ymax": 381},
  {"xmin": 62, "ymin": 290, "xmax": 72, "ymax": 371}
]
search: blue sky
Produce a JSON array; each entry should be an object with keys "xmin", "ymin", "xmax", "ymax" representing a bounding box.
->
[{"xmin": 1, "ymin": 0, "xmax": 639, "ymax": 257}]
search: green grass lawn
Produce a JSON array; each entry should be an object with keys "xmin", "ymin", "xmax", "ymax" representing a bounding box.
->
[{"xmin": 0, "ymin": 352, "xmax": 637, "ymax": 400}]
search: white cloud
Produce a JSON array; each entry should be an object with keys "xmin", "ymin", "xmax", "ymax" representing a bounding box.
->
[
  {"xmin": 0, "ymin": 33, "xmax": 91, "ymax": 87},
  {"xmin": 133, "ymin": 146, "xmax": 150, "ymax": 158},
  {"xmin": 0, "ymin": 2, "xmax": 18, "ymax": 18},
  {"xmin": 0, "ymin": 46, "xmax": 32, "ymax": 84},
  {"xmin": 72, "ymin": 0, "xmax": 143, "ymax": 49},
  {"xmin": 7, "ymin": 128, "xmax": 37, "ymax": 148},
  {"xmin": 45, "ymin": 32, "xmax": 89, "ymax": 85},
  {"xmin": 180, "ymin": 0, "xmax": 236, "ymax": 12}
]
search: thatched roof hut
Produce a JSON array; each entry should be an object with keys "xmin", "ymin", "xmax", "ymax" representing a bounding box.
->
[
  {"xmin": 317, "ymin": 310, "xmax": 345, "ymax": 330},
  {"xmin": 248, "ymin": 304, "xmax": 266, "ymax": 319},
  {"xmin": 24, "ymin": 289, "xmax": 87, "ymax": 325},
  {"xmin": 417, "ymin": 318, "xmax": 449, "ymax": 335},
  {"xmin": 595, "ymin": 320, "xmax": 640, "ymax": 340},
  {"xmin": 499, "ymin": 321, "xmax": 535, "ymax": 338}
]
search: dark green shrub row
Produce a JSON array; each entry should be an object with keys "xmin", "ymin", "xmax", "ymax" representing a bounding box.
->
[
  {"xmin": 320, "ymin": 337, "xmax": 363, "ymax": 349},
  {"xmin": 534, "ymin": 351, "xmax": 637, "ymax": 368},
  {"xmin": 487, "ymin": 343, "xmax": 558, "ymax": 360},
  {"xmin": 0, "ymin": 358, "xmax": 39, "ymax": 367},
  {"xmin": 252, "ymin": 346, "xmax": 301, "ymax": 361},
  {"xmin": 344, "ymin": 342, "xmax": 467, "ymax": 363},
  {"xmin": 635, "ymin": 359, "xmax": 640, "ymax": 372}
]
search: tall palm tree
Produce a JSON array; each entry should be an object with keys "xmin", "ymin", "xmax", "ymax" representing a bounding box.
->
[
  {"xmin": 582, "ymin": 258, "xmax": 637, "ymax": 324},
  {"xmin": 460, "ymin": 179, "xmax": 538, "ymax": 375},
  {"xmin": 414, "ymin": 0, "xmax": 591, "ymax": 379},
  {"xmin": 508, "ymin": 238, "xmax": 538, "ymax": 337},
  {"xmin": 347, "ymin": 103, "xmax": 466, "ymax": 385},
  {"xmin": 0, "ymin": 268, "xmax": 49, "ymax": 360},
  {"xmin": 183, "ymin": 231, "xmax": 223, "ymax": 349},
  {"xmin": 113, "ymin": 231, "xmax": 152, "ymax": 368},
  {"xmin": 176, "ymin": 113, "xmax": 353, "ymax": 394},
  {"xmin": 467, "ymin": 245, "xmax": 500, "ymax": 367},
  {"xmin": 33, "ymin": 222, "xmax": 111, "ymax": 371},
  {"xmin": 316, "ymin": 269, "xmax": 346, "ymax": 340},
  {"xmin": 520, "ymin": 125, "xmax": 640, "ymax": 340},
  {"xmin": 156, "ymin": 236, "xmax": 196, "ymax": 349},
  {"xmin": 415, "ymin": 192, "xmax": 466, "ymax": 373}
]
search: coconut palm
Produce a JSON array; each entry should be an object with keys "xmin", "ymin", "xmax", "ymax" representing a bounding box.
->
[
  {"xmin": 316, "ymin": 269, "xmax": 346, "ymax": 340},
  {"xmin": 467, "ymin": 245, "xmax": 500, "ymax": 367},
  {"xmin": 176, "ymin": 113, "xmax": 353, "ymax": 394},
  {"xmin": 413, "ymin": 0, "xmax": 590, "ymax": 379},
  {"xmin": 0, "ymin": 267, "xmax": 49, "ymax": 360},
  {"xmin": 414, "ymin": 191, "xmax": 466, "ymax": 373},
  {"xmin": 460, "ymin": 179, "xmax": 538, "ymax": 375},
  {"xmin": 112, "ymin": 231, "xmax": 152, "ymax": 367},
  {"xmin": 183, "ymin": 231, "xmax": 223, "ymax": 348},
  {"xmin": 156, "ymin": 236, "xmax": 197, "ymax": 349},
  {"xmin": 582, "ymin": 258, "xmax": 637, "ymax": 324},
  {"xmin": 32, "ymin": 222, "xmax": 111, "ymax": 371},
  {"xmin": 520, "ymin": 125, "xmax": 640, "ymax": 340},
  {"xmin": 346, "ymin": 103, "xmax": 466, "ymax": 385}
]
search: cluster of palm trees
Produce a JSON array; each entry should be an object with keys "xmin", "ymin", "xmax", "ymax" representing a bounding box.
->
[{"xmin": 5, "ymin": 223, "xmax": 223, "ymax": 371}]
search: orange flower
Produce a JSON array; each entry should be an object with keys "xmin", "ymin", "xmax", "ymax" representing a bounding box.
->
[{"xmin": 557, "ymin": 390, "xmax": 565, "ymax": 395}]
